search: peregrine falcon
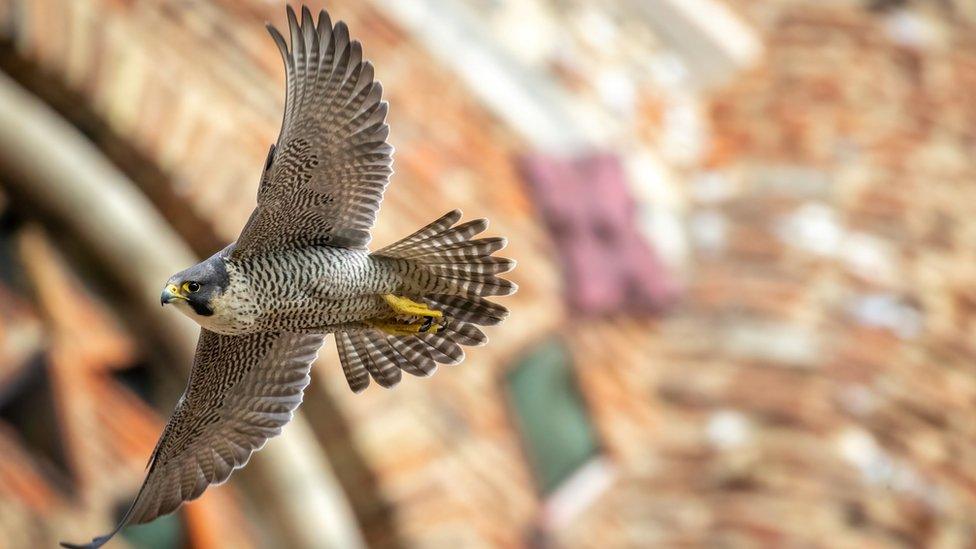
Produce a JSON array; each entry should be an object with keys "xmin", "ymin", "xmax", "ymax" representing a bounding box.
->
[{"xmin": 62, "ymin": 5, "xmax": 514, "ymax": 548}]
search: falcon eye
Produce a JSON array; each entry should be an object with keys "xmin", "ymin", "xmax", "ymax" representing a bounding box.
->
[{"xmin": 184, "ymin": 281, "xmax": 201, "ymax": 293}]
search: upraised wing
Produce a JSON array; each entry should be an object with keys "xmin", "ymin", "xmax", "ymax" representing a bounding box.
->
[
  {"xmin": 234, "ymin": 5, "xmax": 394, "ymax": 258},
  {"xmin": 61, "ymin": 330, "xmax": 324, "ymax": 549}
]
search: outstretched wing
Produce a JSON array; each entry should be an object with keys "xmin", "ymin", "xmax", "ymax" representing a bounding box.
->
[
  {"xmin": 61, "ymin": 330, "xmax": 324, "ymax": 549},
  {"xmin": 234, "ymin": 5, "xmax": 394, "ymax": 258}
]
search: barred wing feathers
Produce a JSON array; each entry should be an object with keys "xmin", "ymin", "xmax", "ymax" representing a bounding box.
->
[
  {"xmin": 61, "ymin": 330, "xmax": 324, "ymax": 549},
  {"xmin": 234, "ymin": 6, "xmax": 393, "ymax": 257}
]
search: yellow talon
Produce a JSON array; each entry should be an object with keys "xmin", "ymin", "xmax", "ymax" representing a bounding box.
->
[
  {"xmin": 373, "ymin": 295, "xmax": 443, "ymax": 336},
  {"xmin": 381, "ymin": 294, "xmax": 442, "ymax": 319}
]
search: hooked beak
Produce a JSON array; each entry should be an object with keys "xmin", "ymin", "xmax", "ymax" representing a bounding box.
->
[{"xmin": 160, "ymin": 284, "xmax": 186, "ymax": 306}]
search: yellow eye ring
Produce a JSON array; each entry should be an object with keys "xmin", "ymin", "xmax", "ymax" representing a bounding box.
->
[{"xmin": 183, "ymin": 281, "xmax": 201, "ymax": 293}]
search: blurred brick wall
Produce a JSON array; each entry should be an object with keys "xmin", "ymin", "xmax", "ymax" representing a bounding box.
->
[
  {"xmin": 608, "ymin": 2, "xmax": 976, "ymax": 546},
  {"xmin": 2, "ymin": 0, "xmax": 976, "ymax": 548}
]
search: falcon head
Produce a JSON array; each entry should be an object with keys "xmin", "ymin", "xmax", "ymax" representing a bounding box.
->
[{"xmin": 160, "ymin": 256, "xmax": 229, "ymax": 318}]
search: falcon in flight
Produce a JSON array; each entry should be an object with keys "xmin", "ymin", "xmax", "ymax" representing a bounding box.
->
[{"xmin": 63, "ymin": 5, "xmax": 514, "ymax": 548}]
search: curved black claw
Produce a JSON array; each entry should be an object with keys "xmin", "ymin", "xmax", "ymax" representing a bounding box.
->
[{"xmin": 420, "ymin": 316, "xmax": 434, "ymax": 333}]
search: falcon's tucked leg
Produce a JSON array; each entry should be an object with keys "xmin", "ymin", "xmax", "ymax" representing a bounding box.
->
[
  {"xmin": 372, "ymin": 296, "xmax": 443, "ymax": 336},
  {"xmin": 381, "ymin": 294, "xmax": 443, "ymax": 319},
  {"xmin": 369, "ymin": 317, "xmax": 442, "ymax": 336}
]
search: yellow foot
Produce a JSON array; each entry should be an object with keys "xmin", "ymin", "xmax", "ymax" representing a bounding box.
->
[
  {"xmin": 370, "ymin": 319, "xmax": 442, "ymax": 336},
  {"xmin": 381, "ymin": 294, "xmax": 443, "ymax": 319}
]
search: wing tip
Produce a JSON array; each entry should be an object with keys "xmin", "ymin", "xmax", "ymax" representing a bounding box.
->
[
  {"xmin": 286, "ymin": 4, "xmax": 299, "ymax": 27},
  {"xmin": 266, "ymin": 22, "xmax": 289, "ymax": 58},
  {"xmin": 270, "ymin": 4, "xmax": 339, "ymax": 53},
  {"xmin": 59, "ymin": 532, "xmax": 115, "ymax": 549}
]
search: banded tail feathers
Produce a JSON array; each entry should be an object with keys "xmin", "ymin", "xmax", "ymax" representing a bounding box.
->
[{"xmin": 337, "ymin": 210, "xmax": 515, "ymax": 392}]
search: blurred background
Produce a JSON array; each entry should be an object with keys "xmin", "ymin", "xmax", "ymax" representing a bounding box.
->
[{"xmin": 1, "ymin": 0, "xmax": 975, "ymax": 547}]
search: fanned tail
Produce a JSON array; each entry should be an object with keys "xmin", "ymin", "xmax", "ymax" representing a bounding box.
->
[
  {"xmin": 379, "ymin": 209, "xmax": 516, "ymax": 299},
  {"xmin": 336, "ymin": 210, "xmax": 515, "ymax": 392}
]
